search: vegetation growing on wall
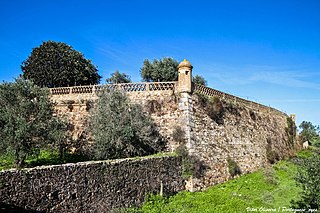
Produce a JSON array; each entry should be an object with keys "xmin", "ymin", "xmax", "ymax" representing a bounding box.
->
[
  {"xmin": 266, "ymin": 137, "xmax": 280, "ymax": 164},
  {"xmin": 227, "ymin": 157, "xmax": 241, "ymax": 177},
  {"xmin": 175, "ymin": 144, "xmax": 208, "ymax": 179},
  {"xmin": 171, "ymin": 126, "xmax": 185, "ymax": 144},
  {"xmin": 145, "ymin": 100, "xmax": 162, "ymax": 114},
  {"xmin": 286, "ymin": 117, "xmax": 297, "ymax": 145},
  {"xmin": 196, "ymin": 93, "xmax": 226, "ymax": 125}
]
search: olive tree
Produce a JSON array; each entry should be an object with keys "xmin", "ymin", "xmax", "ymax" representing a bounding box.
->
[
  {"xmin": 193, "ymin": 75, "xmax": 207, "ymax": 86},
  {"xmin": 89, "ymin": 89, "xmax": 165, "ymax": 160},
  {"xmin": 0, "ymin": 78, "xmax": 67, "ymax": 167},
  {"xmin": 106, "ymin": 70, "xmax": 131, "ymax": 84},
  {"xmin": 140, "ymin": 57, "xmax": 179, "ymax": 82}
]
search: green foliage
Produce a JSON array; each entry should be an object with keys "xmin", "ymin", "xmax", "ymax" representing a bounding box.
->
[
  {"xmin": 175, "ymin": 145, "xmax": 208, "ymax": 179},
  {"xmin": 286, "ymin": 117, "xmax": 297, "ymax": 145},
  {"xmin": 192, "ymin": 75, "xmax": 207, "ymax": 86},
  {"xmin": 21, "ymin": 40, "xmax": 101, "ymax": 87},
  {"xmin": 175, "ymin": 145, "xmax": 193, "ymax": 178},
  {"xmin": 0, "ymin": 79, "xmax": 67, "ymax": 167},
  {"xmin": 266, "ymin": 138, "xmax": 280, "ymax": 164},
  {"xmin": 227, "ymin": 157, "xmax": 241, "ymax": 177},
  {"xmin": 89, "ymin": 89, "xmax": 166, "ymax": 160},
  {"xmin": 291, "ymin": 154, "xmax": 320, "ymax": 209},
  {"xmin": 299, "ymin": 121, "xmax": 320, "ymax": 147},
  {"xmin": 0, "ymin": 149, "xmax": 89, "ymax": 170},
  {"xmin": 129, "ymin": 160, "xmax": 301, "ymax": 212},
  {"xmin": 140, "ymin": 57, "xmax": 179, "ymax": 82},
  {"xmin": 106, "ymin": 70, "xmax": 131, "ymax": 84}
]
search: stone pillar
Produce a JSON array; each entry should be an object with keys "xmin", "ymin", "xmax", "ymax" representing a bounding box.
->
[
  {"xmin": 177, "ymin": 59, "xmax": 195, "ymax": 191},
  {"xmin": 178, "ymin": 59, "xmax": 193, "ymax": 93}
]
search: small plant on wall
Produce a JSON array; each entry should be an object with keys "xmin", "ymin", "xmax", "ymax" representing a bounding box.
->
[
  {"xmin": 172, "ymin": 126, "xmax": 185, "ymax": 144},
  {"xmin": 196, "ymin": 93, "xmax": 225, "ymax": 125},
  {"xmin": 227, "ymin": 157, "xmax": 241, "ymax": 177},
  {"xmin": 286, "ymin": 117, "xmax": 297, "ymax": 145}
]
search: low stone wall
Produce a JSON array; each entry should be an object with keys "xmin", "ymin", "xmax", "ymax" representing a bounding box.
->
[{"xmin": 0, "ymin": 155, "xmax": 184, "ymax": 212}]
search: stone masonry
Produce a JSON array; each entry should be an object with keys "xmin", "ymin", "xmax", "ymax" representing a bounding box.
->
[{"xmin": 48, "ymin": 59, "xmax": 298, "ymax": 191}]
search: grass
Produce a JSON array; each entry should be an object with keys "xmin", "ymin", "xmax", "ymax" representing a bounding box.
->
[
  {"xmin": 0, "ymin": 150, "xmax": 176, "ymax": 171},
  {"xmin": 128, "ymin": 155, "xmax": 304, "ymax": 212},
  {"xmin": 0, "ymin": 149, "xmax": 89, "ymax": 170}
]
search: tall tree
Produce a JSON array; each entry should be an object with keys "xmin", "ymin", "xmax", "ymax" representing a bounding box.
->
[
  {"xmin": 21, "ymin": 41, "xmax": 101, "ymax": 87},
  {"xmin": 0, "ymin": 79, "xmax": 67, "ymax": 167},
  {"xmin": 89, "ymin": 89, "xmax": 165, "ymax": 160},
  {"xmin": 106, "ymin": 70, "xmax": 131, "ymax": 84},
  {"xmin": 140, "ymin": 57, "xmax": 179, "ymax": 82},
  {"xmin": 299, "ymin": 121, "xmax": 320, "ymax": 146},
  {"xmin": 193, "ymin": 75, "xmax": 207, "ymax": 86}
]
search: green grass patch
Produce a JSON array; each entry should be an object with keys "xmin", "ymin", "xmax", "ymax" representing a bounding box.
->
[
  {"xmin": 0, "ymin": 149, "xmax": 89, "ymax": 170},
  {"xmin": 129, "ymin": 160, "xmax": 301, "ymax": 213},
  {"xmin": 295, "ymin": 148, "xmax": 315, "ymax": 159}
]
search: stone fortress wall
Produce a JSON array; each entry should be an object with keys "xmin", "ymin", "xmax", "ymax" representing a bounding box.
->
[
  {"xmin": 0, "ymin": 59, "xmax": 299, "ymax": 212},
  {"xmin": 49, "ymin": 59, "xmax": 298, "ymax": 191}
]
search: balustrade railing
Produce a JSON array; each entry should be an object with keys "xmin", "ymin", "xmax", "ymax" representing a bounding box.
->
[
  {"xmin": 50, "ymin": 81, "xmax": 284, "ymax": 116},
  {"xmin": 49, "ymin": 82, "xmax": 177, "ymax": 95},
  {"xmin": 194, "ymin": 84, "xmax": 286, "ymax": 116}
]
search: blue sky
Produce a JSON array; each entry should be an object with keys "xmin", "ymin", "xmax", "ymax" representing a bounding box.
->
[{"xmin": 1, "ymin": 0, "xmax": 320, "ymax": 127}]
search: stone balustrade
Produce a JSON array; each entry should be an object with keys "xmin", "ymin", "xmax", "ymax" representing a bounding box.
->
[
  {"xmin": 193, "ymin": 84, "xmax": 286, "ymax": 117},
  {"xmin": 49, "ymin": 82, "xmax": 178, "ymax": 95}
]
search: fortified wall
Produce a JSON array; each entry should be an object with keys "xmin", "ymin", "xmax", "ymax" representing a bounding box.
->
[{"xmin": 49, "ymin": 59, "xmax": 298, "ymax": 191}]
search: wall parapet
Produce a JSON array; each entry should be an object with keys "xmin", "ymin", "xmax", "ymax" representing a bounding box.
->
[
  {"xmin": 49, "ymin": 82, "xmax": 286, "ymax": 117},
  {"xmin": 49, "ymin": 81, "xmax": 178, "ymax": 95},
  {"xmin": 193, "ymin": 83, "xmax": 287, "ymax": 117}
]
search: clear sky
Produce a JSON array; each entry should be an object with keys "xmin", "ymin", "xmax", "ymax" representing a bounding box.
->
[{"xmin": 1, "ymin": 0, "xmax": 320, "ymax": 127}]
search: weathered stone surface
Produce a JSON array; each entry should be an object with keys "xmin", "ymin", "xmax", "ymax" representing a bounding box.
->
[
  {"xmin": 189, "ymin": 95, "xmax": 297, "ymax": 190},
  {"xmin": 50, "ymin": 86, "xmax": 298, "ymax": 192},
  {"xmin": 0, "ymin": 156, "xmax": 184, "ymax": 212}
]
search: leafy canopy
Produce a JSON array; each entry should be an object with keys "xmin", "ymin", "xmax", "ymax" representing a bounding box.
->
[
  {"xmin": 21, "ymin": 40, "xmax": 101, "ymax": 87},
  {"xmin": 106, "ymin": 70, "xmax": 131, "ymax": 84},
  {"xmin": 193, "ymin": 75, "xmax": 207, "ymax": 86},
  {"xmin": 291, "ymin": 153, "xmax": 320, "ymax": 209},
  {"xmin": 0, "ymin": 79, "xmax": 67, "ymax": 167},
  {"xmin": 89, "ymin": 89, "xmax": 165, "ymax": 160},
  {"xmin": 140, "ymin": 57, "xmax": 179, "ymax": 82},
  {"xmin": 299, "ymin": 121, "xmax": 320, "ymax": 146}
]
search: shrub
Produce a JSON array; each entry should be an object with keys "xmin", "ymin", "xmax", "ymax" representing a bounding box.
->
[
  {"xmin": 145, "ymin": 100, "xmax": 161, "ymax": 114},
  {"xmin": 227, "ymin": 157, "xmax": 241, "ymax": 177},
  {"xmin": 266, "ymin": 138, "xmax": 280, "ymax": 164},
  {"xmin": 0, "ymin": 79, "xmax": 67, "ymax": 167},
  {"xmin": 89, "ymin": 89, "xmax": 166, "ymax": 160},
  {"xmin": 176, "ymin": 145, "xmax": 208, "ymax": 179},
  {"xmin": 286, "ymin": 117, "xmax": 297, "ymax": 145},
  {"xmin": 171, "ymin": 126, "xmax": 185, "ymax": 144},
  {"xmin": 291, "ymin": 154, "xmax": 320, "ymax": 209}
]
